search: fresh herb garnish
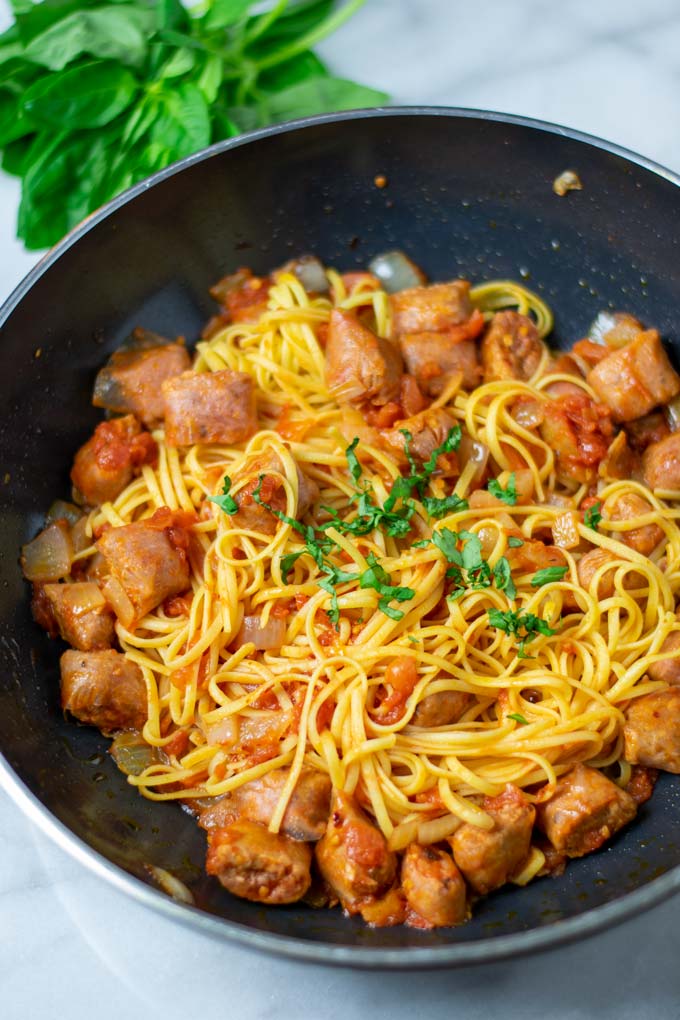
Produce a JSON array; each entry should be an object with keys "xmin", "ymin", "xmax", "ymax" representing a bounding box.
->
[
  {"xmin": 508, "ymin": 535, "xmax": 525, "ymax": 548},
  {"xmin": 208, "ymin": 475, "xmax": 238, "ymax": 515},
  {"xmin": 584, "ymin": 502, "xmax": 602, "ymax": 531},
  {"xmin": 507, "ymin": 712, "xmax": 528, "ymax": 725},
  {"xmin": 422, "ymin": 492, "xmax": 469, "ymax": 519},
  {"xmin": 358, "ymin": 553, "xmax": 415, "ymax": 621},
  {"xmin": 345, "ymin": 437, "xmax": 362, "ymax": 485},
  {"xmin": 0, "ymin": 0, "xmax": 387, "ymax": 249},
  {"xmin": 488, "ymin": 607, "xmax": 557, "ymax": 658},
  {"xmin": 531, "ymin": 566, "xmax": 569, "ymax": 587},
  {"xmin": 430, "ymin": 528, "xmax": 516, "ymax": 601},
  {"xmin": 488, "ymin": 473, "xmax": 517, "ymax": 506}
]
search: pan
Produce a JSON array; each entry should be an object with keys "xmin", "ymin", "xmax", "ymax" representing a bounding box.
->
[{"xmin": 2, "ymin": 107, "xmax": 680, "ymax": 968}]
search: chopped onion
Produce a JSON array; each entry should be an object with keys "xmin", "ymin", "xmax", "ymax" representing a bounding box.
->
[
  {"xmin": 553, "ymin": 169, "xmax": 582, "ymax": 196},
  {"xmin": 513, "ymin": 469, "xmax": 534, "ymax": 502},
  {"xmin": 552, "ymin": 511, "xmax": 581, "ymax": 549},
  {"xmin": 280, "ymin": 255, "xmax": 329, "ymax": 293},
  {"xmin": 45, "ymin": 499, "xmax": 82, "ymax": 528},
  {"xmin": 458, "ymin": 435, "xmax": 489, "ymax": 480},
  {"xmin": 147, "ymin": 865, "xmax": 195, "ymax": 905},
  {"xmin": 387, "ymin": 818, "xmax": 419, "ymax": 852},
  {"xmin": 417, "ymin": 813, "xmax": 462, "ymax": 844},
  {"xmin": 368, "ymin": 251, "xmax": 426, "ymax": 293},
  {"xmin": 101, "ymin": 575, "xmax": 135, "ymax": 628},
  {"xmin": 512, "ymin": 399, "xmax": 544, "ymax": 429},
  {"xmin": 70, "ymin": 516, "xmax": 91, "ymax": 554},
  {"xmin": 44, "ymin": 582, "xmax": 105, "ymax": 617},
  {"xmin": 546, "ymin": 493, "xmax": 574, "ymax": 509},
  {"xmin": 204, "ymin": 715, "xmax": 239, "ymax": 747},
  {"xmin": 667, "ymin": 395, "xmax": 680, "ymax": 432},
  {"xmin": 469, "ymin": 490, "xmax": 502, "ymax": 510},
  {"xmin": 236, "ymin": 614, "xmax": 286, "ymax": 651},
  {"xmin": 589, "ymin": 310, "xmax": 641, "ymax": 349},
  {"xmin": 21, "ymin": 520, "xmax": 73, "ymax": 582},
  {"xmin": 111, "ymin": 732, "xmax": 159, "ymax": 776},
  {"xmin": 209, "ymin": 268, "xmax": 252, "ymax": 306}
]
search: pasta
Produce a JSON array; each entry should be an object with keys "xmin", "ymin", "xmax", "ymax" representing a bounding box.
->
[{"xmin": 23, "ymin": 257, "xmax": 680, "ymax": 928}]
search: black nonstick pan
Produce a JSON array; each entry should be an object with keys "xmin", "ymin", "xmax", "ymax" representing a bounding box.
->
[{"xmin": 2, "ymin": 108, "xmax": 680, "ymax": 968}]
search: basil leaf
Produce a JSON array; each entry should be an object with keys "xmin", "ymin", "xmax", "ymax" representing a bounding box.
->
[
  {"xmin": 422, "ymin": 492, "xmax": 469, "ymax": 519},
  {"xmin": 156, "ymin": 0, "xmax": 189, "ymax": 33},
  {"xmin": 201, "ymin": 0, "xmax": 252, "ymax": 33},
  {"xmin": 149, "ymin": 83, "xmax": 211, "ymax": 158},
  {"xmin": 23, "ymin": 8, "xmax": 154, "ymax": 71},
  {"xmin": 508, "ymin": 713, "xmax": 528, "ymax": 725},
  {"xmin": 531, "ymin": 566, "xmax": 568, "ymax": 587},
  {"xmin": 196, "ymin": 53, "xmax": 224, "ymax": 103},
  {"xmin": 2, "ymin": 134, "xmax": 33, "ymax": 176},
  {"xmin": 260, "ymin": 76, "xmax": 388, "ymax": 123},
  {"xmin": 22, "ymin": 61, "xmax": 138, "ymax": 129},
  {"xmin": 488, "ymin": 473, "xmax": 517, "ymax": 506},
  {"xmin": 345, "ymin": 437, "xmax": 362, "ymax": 484},
  {"xmin": 0, "ymin": 88, "xmax": 34, "ymax": 145},
  {"xmin": 507, "ymin": 535, "xmax": 524, "ymax": 548},
  {"xmin": 161, "ymin": 48, "xmax": 196, "ymax": 79},
  {"xmin": 258, "ymin": 50, "xmax": 327, "ymax": 92},
  {"xmin": 584, "ymin": 502, "xmax": 602, "ymax": 530}
]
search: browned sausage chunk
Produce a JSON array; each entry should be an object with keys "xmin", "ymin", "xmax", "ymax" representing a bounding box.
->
[
  {"xmin": 230, "ymin": 450, "xmax": 319, "ymax": 536},
  {"xmin": 481, "ymin": 311, "xmax": 543, "ymax": 383},
  {"xmin": 198, "ymin": 767, "xmax": 331, "ymax": 841},
  {"xmin": 624, "ymin": 689, "xmax": 680, "ymax": 773},
  {"xmin": 93, "ymin": 335, "xmax": 191, "ymax": 427},
  {"xmin": 162, "ymin": 370, "xmax": 257, "ymax": 447},
  {"xmin": 205, "ymin": 820, "xmax": 312, "ymax": 904},
  {"xmin": 97, "ymin": 510, "xmax": 191, "ymax": 628},
  {"xmin": 315, "ymin": 791, "xmax": 397, "ymax": 910},
  {"xmin": 643, "ymin": 432, "xmax": 680, "ymax": 491},
  {"xmin": 399, "ymin": 333, "xmax": 481, "ymax": 395},
  {"xmin": 625, "ymin": 410, "xmax": 670, "ymax": 453},
  {"xmin": 577, "ymin": 548, "xmax": 619, "ymax": 599},
  {"xmin": 71, "ymin": 415, "xmax": 157, "ymax": 507},
  {"xmin": 539, "ymin": 394, "xmax": 613, "ymax": 486},
  {"xmin": 325, "ymin": 309, "xmax": 402, "ymax": 408},
  {"xmin": 412, "ymin": 690, "xmax": 472, "ymax": 727},
  {"xmin": 451, "ymin": 784, "xmax": 535, "ymax": 895},
  {"xmin": 535, "ymin": 763, "xmax": 636, "ymax": 857},
  {"xmin": 60, "ymin": 649, "xmax": 147, "ymax": 732},
  {"xmin": 587, "ymin": 330, "xmax": 680, "ymax": 422},
  {"xmin": 390, "ymin": 281, "xmax": 473, "ymax": 334},
  {"xmin": 401, "ymin": 844, "xmax": 467, "ymax": 927},
  {"xmin": 648, "ymin": 628, "xmax": 680, "ymax": 686},
  {"xmin": 382, "ymin": 407, "xmax": 459, "ymax": 465},
  {"xmin": 609, "ymin": 492, "xmax": 664, "ymax": 555},
  {"xmin": 43, "ymin": 582, "xmax": 115, "ymax": 651}
]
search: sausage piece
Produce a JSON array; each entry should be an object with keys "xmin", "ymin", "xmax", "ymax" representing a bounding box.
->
[
  {"xmin": 411, "ymin": 690, "xmax": 472, "ymax": 727},
  {"xmin": 71, "ymin": 415, "xmax": 157, "ymax": 507},
  {"xmin": 587, "ymin": 330, "xmax": 680, "ymax": 422},
  {"xmin": 60, "ymin": 649, "xmax": 147, "ymax": 732},
  {"xmin": 325, "ymin": 309, "xmax": 402, "ymax": 408},
  {"xmin": 450, "ymin": 785, "xmax": 535, "ymax": 895},
  {"xmin": 163, "ymin": 369, "xmax": 257, "ymax": 447},
  {"xmin": 535, "ymin": 763, "xmax": 636, "ymax": 857},
  {"xmin": 647, "ymin": 628, "xmax": 680, "ymax": 686},
  {"xmin": 642, "ymin": 432, "xmax": 680, "ymax": 491},
  {"xmin": 390, "ymin": 280, "xmax": 473, "ymax": 334},
  {"xmin": 198, "ymin": 767, "xmax": 331, "ymax": 841},
  {"xmin": 399, "ymin": 332, "xmax": 481, "ymax": 395},
  {"xmin": 623, "ymin": 689, "xmax": 680, "ymax": 773},
  {"xmin": 229, "ymin": 450, "xmax": 319, "ymax": 536},
  {"xmin": 609, "ymin": 492, "xmax": 664, "ymax": 555},
  {"xmin": 205, "ymin": 820, "xmax": 312, "ymax": 904},
  {"xmin": 97, "ymin": 510, "xmax": 191, "ymax": 628},
  {"xmin": 401, "ymin": 844, "xmax": 467, "ymax": 927},
  {"xmin": 539, "ymin": 394, "xmax": 613, "ymax": 486},
  {"xmin": 315, "ymin": 791, "xmax": 396, "ymax": 910},
  {"xmin": 381, "ymin": 407, "xmax": 459, "ymax": 465},
  {"xmin": 480, "ymin": 311, "xmax": 543, "ymax": 383},
  {"xmin": 577, "ymin": 548, "xmax": 620, "ymax": 600},
  {"xmin": 93, "ymin": 336, "xmax": 191, "ymax": 427},
  {"xmin": 43, "ymin": 582, "xmax": 115, "ymax": 651}
]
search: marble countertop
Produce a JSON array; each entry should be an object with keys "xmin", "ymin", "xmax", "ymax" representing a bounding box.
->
[{"xmin": 4, "ymin": 0, "xmax": 680, "ymax": 1016}]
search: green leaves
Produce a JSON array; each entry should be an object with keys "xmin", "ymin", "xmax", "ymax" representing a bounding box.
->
[
  {"xmin": 209, "ymin": 475, "xmax": 239, "ymax": 515},
  {"xmin": 0, "ymin": 0, "xmax": 386, "ymax": 250},
  {"xmin": 531, "ymin": 565, "xmax": 568, "ymax": 587},
  {"xmin": 22, "ymin": 61, "xmax": 138, "ymax": 128},
  {"xmin": 584, "ymin": 502, "xmax": 602, "ymax": 531},
  {"xmin": 488, "ymin": 473, "xmax": 517, "ymax": 506},
  {"xmin": 487, "ymin": 608, "xmax": 557, "ymax": 658}
]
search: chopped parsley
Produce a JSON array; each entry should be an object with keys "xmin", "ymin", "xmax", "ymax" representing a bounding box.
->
[
  {"xmin": 431, "ymin": 528, "xmax": 516, "ymax": 601},
  {"xmin": 209, "ymin": 475, "xmax": 239, "ymax": 515},
  {"xmin": 508, "ymin": 712, "xmax": 528, "ymax": 725},
  {"xmin": 422, "ymin": 492, "xmax": 469, "ymax": 519},
  {"xmin": 531, "ymin": 566, "xmax": 569, "ymax": 587},
  {"xmin": 584, "ymin": 502, "xmax": 602, "ymax": 531},
  {"xmin": 487, "ymin": 607, "xmax": 557, "ymax": 658},
  {"xmin": 488, "ymin": 473, "xmax": 517, "ymax": 506}
]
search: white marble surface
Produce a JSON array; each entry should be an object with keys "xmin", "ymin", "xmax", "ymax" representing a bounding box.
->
[{"xmin": 4, "ymin": 0, "xmax": 680, "ymax": 1016}]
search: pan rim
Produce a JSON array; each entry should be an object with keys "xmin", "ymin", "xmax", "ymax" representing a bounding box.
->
[{"xmin": 2, "ymin": 105, "xmax": 680, "ymax": 968}]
